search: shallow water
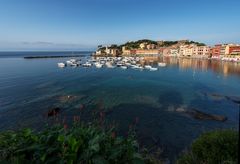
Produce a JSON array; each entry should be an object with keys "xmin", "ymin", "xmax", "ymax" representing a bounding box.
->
[{"xmin": 0, "ymin": 53, "xmax": 239, "ymax": 161}]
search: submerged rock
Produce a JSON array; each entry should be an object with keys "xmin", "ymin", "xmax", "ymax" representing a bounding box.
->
[
  {"xmin": 206, "ymin": 93, "xmax": 226, "ymax": 101},
  {"xmin": 187, "ymin": 109, "xmax": 227, "ymax": 122},
  {"xmin": 58, "ymin": 95, "xmax": 78, "ymax": 103},
  {"xmin": 47, "ymin": 107, "xmax": 61, "ymax": 117},
  {"xmin": 170, "ymin": 106, "xmax": 227, "ymax": 122},
  {"xmin": 225, "ymin": 96, "xmax": 240, "ymax": 105}
]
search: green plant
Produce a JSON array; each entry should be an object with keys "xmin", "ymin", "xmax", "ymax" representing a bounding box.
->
[
  {"xmin": 0, "ymin": 122, "xmax": 148, "ymax": 164},
  {"xmin": 177, "ymin": 129, "xmax": 239, "ymax": 164}
]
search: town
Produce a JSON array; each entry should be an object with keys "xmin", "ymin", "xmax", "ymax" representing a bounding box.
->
[{"xmin": 94, "ymin": 40, "xmax": 240, "ymax": 62}]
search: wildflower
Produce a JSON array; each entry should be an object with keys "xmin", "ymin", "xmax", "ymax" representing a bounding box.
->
[{"xmin": 111, "ymin": 132, "xmax": 116, "ymax": 139}]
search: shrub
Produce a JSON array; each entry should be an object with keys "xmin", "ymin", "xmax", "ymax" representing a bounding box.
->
[
  {"xmin": 0, "ymin": 123, "xmax": 147, "ymax": 164},
  {"xmin": 177, "ymin": 129, "xmax": 239, "ymax": 164}
]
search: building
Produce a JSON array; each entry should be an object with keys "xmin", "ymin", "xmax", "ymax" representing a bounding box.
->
[
  {"xmin": 132, "ymin": 49, "xmax": 160, "ymax": 55},
  {"xmin": 225, "ymin": 44, "xmax": 240, "ymax": 55},
  {"xmin": 179, "ymin": 45, "xmax": 194, "ymax": 57},
  {"xmin": 211, "ymin": 44, "xmax": 221, "ymax": 57},
  {"xmin": 192, "ymin": 46, "xmax": 210, "ymax": 57},
  {"xmin": 146, "ymin": 44, "xmax": 156, "ymax": 49},
  {"xmin": 139, "ymin": 43, "xmax": 147, "ymax": 49},
  {"xmin": 122, "ymin": 46, "xmax": 131, "ymax": 55},
  {"xmin": 170, "ymin": 48, "xmax": 179, "ymax": 57}
]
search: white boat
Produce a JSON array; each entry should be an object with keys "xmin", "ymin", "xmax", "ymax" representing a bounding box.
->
[
  {"xmin": 158, "ymin": 62, "xmax": 166, "ymax": 67},
  {"xmin": 144, "ymin": 65, "xmax": 152, "ymax": 69},
  {"xmin": 58, "ymin": 63, "xmax": 66, "ymax": 68},
  {"xmin": 70, "ymin": 63, "xmax": 78, "ymax": 67},
  {"xmin": 121, "ymin": 66, "xmax": 127, "ymax": 69},
  {"xmin": 149, "ymin": 67, "xmax": 158, "ymax": 71},
  {"xmin": 95, "ymin": 63, "xmax": 103, "ymax": 68},
  {"xmin": 82, "ymin": 62, "xmax": 92, "ymax": 67},
  {"xmin": 106, "ymin": 62, "xmax": 115, "ymax": 68}
]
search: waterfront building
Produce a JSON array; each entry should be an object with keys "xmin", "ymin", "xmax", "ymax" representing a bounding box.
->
[
  {"xmin": 170, "ymin": 48, "xmax": 179, "ymax": 57},
  {"xmin": 133, "ymin": 49, "xmax": 160, "ymax": 55},
  {"xmin": 122, "ymin": 46, "xmax": 131, "ymax": 55},
  {"xmin": 179, "ymin": 45, "xmax": 194, "ymax": 57},
  {"xmin": 162, "ymin": 48, "xmax": 170, "ymax": 56},
  {"xmin": 211, "ymin": 44, "xmax": 221, "ymax": 57},
  {"xmin": 192, "ymin": 46, "xmax": 210, "ymax": 58},
  {"xmin": 225, "ymin": 44, "xmax": 240, "ymax": 55}
]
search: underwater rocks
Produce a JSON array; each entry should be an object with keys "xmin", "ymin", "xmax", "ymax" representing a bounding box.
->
[
  {"xmin": 47, "ymin": 107, "xmax": 61, "ymax": 117},
  {"xmin": 171, "ymin": 106, "xmax": 227, "ymax": 122},
  {"xmin": 58, "ymin": 95, "xmax": 77, "ymax": 103},
  {"xmin": 225, "ymin": 96, "xmax": 240, "ymax": 105},
  {"xmin": 57, "ymin": 94, "xmax": 88, "ymax": 103},
  {"xmin": 204, "ymin": 93, "xmax": 226, "ymax": 101},
  {"xmin": 204, "ymin": 92, "xmax": 240, "ymax": 105},
  {"xmin": 187, "ymin": 109, "xmax": 227, "ymax": 122}
]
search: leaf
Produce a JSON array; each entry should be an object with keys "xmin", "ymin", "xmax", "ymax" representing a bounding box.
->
[
  {"xmin": 90, "ymin": 143, "xmax": 100, "ymax": 152},
  {"xmin": 23, "ymin": 129, "xmax": 32, "ymax": 137},
  {"xmin": 57, "ymin": 135, "xmax": 65, "ymax": 143}
]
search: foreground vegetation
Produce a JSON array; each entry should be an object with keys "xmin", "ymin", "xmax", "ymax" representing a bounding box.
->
[
  {"xmin": 0, "ymin": 120, "xmax": 238, "ymax": 164},
  {"xmin": 177, "ymin": 129, "xmax": 239, "ymax": 164},
  {"xmin": 0, "ymin": 122, "xmax": 151, "ymax": 164}
]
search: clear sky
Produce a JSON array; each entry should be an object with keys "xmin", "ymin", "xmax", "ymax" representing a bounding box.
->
[{"xmin": 0, "ymin": 0, "xmax": 240, "ymax": 50}]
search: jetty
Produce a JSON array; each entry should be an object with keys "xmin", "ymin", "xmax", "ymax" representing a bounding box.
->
[{"xmin": 24, "ymin": 55, "xmax": 86, "ymax": 59}]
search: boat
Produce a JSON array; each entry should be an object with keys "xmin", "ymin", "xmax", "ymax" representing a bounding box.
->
[
  {"xmin": 158, "ymin": 62, "xmax": 167, "ymax": 67},
  {"xmin": 82, "ymin": 62, "xmax": 92, "ymax": 67},
  {"xmin": 95, "ymin": 63, "xmax": 103, "ymax": 68},
  {"xmin": 58, "ymin": 63, "xmax": 66, "ymax": 68},
  {"xmin": 70, "ymin": 63, "xmax": 78, "ymax": 67},
  {"xmin": 149, "ymin": 67, "xmax": 158, "ymax": 71},
  {"xmin": 106, "ymin": 62, "xmax": 115, "ymax": 68},
  {"xmin": 121, "ymin": 66, "xmax": 127, "ymax": 69},
  {"xmin": 144, "ymin": 65, "xmax": 152, "ymax": 69}
]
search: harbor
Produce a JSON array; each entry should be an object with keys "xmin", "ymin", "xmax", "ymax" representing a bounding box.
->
[{"xmin": 57, "ymin": 56, "xmax": 166, "ymax": 71}]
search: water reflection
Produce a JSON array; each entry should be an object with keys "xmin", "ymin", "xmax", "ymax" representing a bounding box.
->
[{"xmin": 143, "ymin": 56, "xmax": 240, "ymax": 77}]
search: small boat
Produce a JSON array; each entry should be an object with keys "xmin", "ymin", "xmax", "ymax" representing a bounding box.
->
[
  {"xmin": 158, "ymin": 62, "xmax": 167, "ymax": 67},
  {"xmin": 144, "ymin": 65, "xmax": 152, "ymax": 69},
  {"xmin": 117, "ymin": 63, "xmax": 123, "ymax": 67},
  {"xmin": 82, "ymin": 62, "xmax": 92, "ymax": 67},
  {"xmin": 95, "ymin": 63, "xmax": 103, "ymax": 68},
  {"xmin": 106, "ymin": 62, "xmax": 115, "ymax": 68},
  {"xmin": 149, "ymin": 67, "xmax": 158, "ymax": 71},
  {"xmin": 70, "ymin": 63, "xmax": 78, "ymax": 67},
  {"xmin": 58, "ymin": 62, "xmax": 66, "ymax": 68},
  {"xmin": 121, "ymin": 66, "xmax": 127, "ymax": 69}
]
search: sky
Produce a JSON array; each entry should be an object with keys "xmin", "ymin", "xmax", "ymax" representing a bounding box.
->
[{"xmin": 0, "ymin": 0, "xmax": 240, "ymax": 51}]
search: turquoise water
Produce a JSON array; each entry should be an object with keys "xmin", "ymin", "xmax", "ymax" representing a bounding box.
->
[{"xmin": 0, "ymin": 53, "xmax": 239, "ymax": 161}]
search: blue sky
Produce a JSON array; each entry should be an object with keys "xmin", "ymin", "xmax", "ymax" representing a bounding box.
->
[{"xmin": 0, "ymin": 0, "xmax": 240, "ymax": 50}]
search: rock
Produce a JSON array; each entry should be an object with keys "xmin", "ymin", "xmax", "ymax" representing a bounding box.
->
[
  {"xmin": 47, "ymin": 107, "xmax": 61, "ymax": 117},
  {"xmin": 58, "ymin": 95, "xmax": 78, "ymax": 103},
  {"xmin": 207, "ymin": 93, "xmax": 225, "ymax": 101},
  {"xmin": 187, "ymin": 109, "xmax": 227, "ymax": 122},
  {"xmin": 225, "ymin": 96, "xmax": 240, "ymax": 105},
  {"xmin": 175, "ymin": 107, "xmax": 186, "ymax": 112}
]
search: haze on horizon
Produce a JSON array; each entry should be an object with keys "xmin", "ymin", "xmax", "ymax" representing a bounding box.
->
[{"xmin": 0, "ymin": 0, "xmax": 240, "ymax": 51}]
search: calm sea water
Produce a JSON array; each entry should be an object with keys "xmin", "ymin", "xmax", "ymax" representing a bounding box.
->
[{"xmin": 0, "ymin": 52, "xmax": 239, "ymax": 161}]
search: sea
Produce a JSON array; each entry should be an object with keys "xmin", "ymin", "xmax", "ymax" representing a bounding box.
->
[{"xmin": 0, "ymin": 51, "xmax": 239, "ymax": 162}]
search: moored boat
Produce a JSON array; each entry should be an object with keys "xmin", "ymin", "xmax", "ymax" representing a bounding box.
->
[{"xmin": 58, "ymin": 62, "xmax": 66, "ymax": 68}]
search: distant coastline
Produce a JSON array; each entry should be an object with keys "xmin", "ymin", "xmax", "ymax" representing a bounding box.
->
[{"xmin": 94, "ymin": 39, "xmax": 240, "ymax": 62}]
